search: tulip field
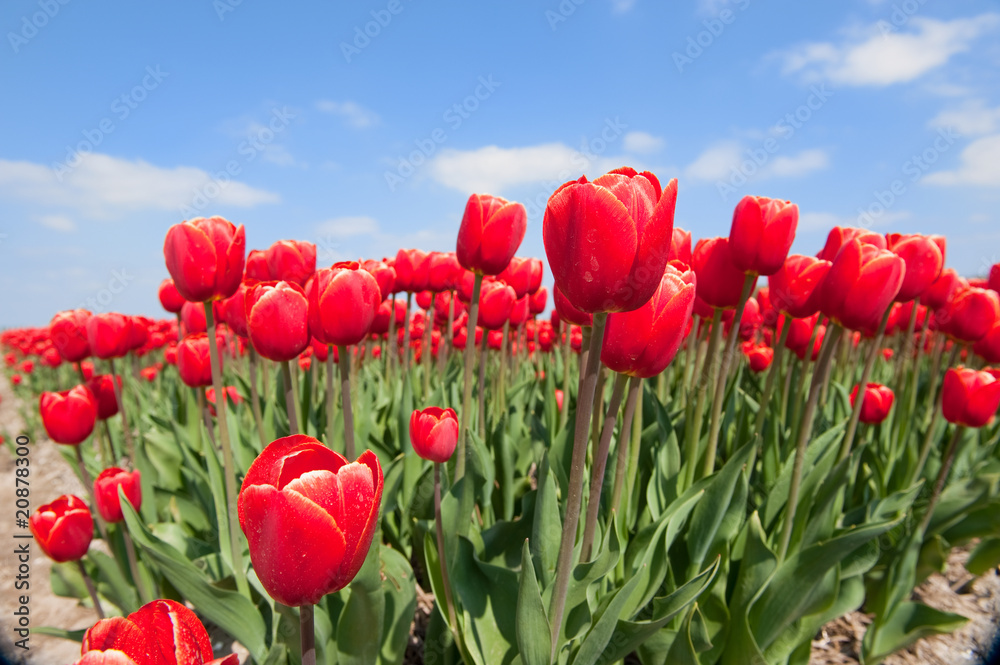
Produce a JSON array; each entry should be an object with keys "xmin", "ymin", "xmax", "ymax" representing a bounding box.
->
[{"xmin": 5, "ymin": 168, "xmax": 1000, "ymax": 665}]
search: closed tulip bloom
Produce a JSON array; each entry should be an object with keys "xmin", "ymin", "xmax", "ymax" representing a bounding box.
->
[
  {"xmin": 426, "ymin": 252, "xmax": 462, "ymax": 293},
  {"xmin": 94, "ymin": 467, "xmax": 142, "ymax": 523},
  {"xmin": 307, "ymin": 262, "xmax": 382, "ymax": 347},
  {"xmin": 206, "ymin": 386, "xmax": 242, "ymax": 417},
  {"xmin": 361, "ymin": 259, "xmax": 397, "ymax": 301},
  {"xmin": 743, "ymin": 343, "xmax": 774, "ymax": 373},
  {"xmin": 245, "ymin": 249, "xmax": 272, "ymax": 281},
  {"xmin": 941, "ymin": 286, "xmax": 1000, "ymax": 343},
  {"xmin": 178, "ymin": 334, "xmax": 216, "ymax": 387},
  {"xmin": 246, "ymin": 281, "xmax": 310, "ymax": 361},
  {"xmin": 237, "ymin": 435, "xmax": 384, "ymax": 606},
  {"xmin": 265, "ymin": 240, "xmax": 316, "ymax": 286},
  {"xmin": 544, "ymin": 167, "xmax": 677, "ymax": 313},
  {"xmin": 529, "ymin": 286, "xmax": 548, "ymax": 315},
  {"xmin": 477, "ymin": 280, "xmax": 516, "ymax": 330},
  {"xmin": 157, "ymin": 279, "xmax": 186, "ymax": 314},
  {"xmin": 30, "ymin": 495, "xmax": 93, "ymax": 563},
  {"xmin": 164, "ymin": 216, "xmax": 246, "ymax": 303},
  {"xmin": 457, "ymin": 193, "xmax": 527, "ymax": 276},
  {"xmin": 394, "ymin": 248, "xmax": 430, "ymax": 293},
  {"xmin": 692, "ymin": 237, "xmax": 757, "ymax": 310},
  {"xmin": 818, "ymin": 239, "xmax": 905, "ymax": 331},
  {"xmin": 850, "ymin": 382, "xmax": 895, "ymax": 424},
  {"xmin": 942, "ymin": 367, "xmax": 1000, "ymax": 428},
  {"xmin": 372, "ymin": 298, "xmax": 407, "ymax": 335},
  {"xmin": 923, "ymin": 268, "xmax": 964, "ymax": 311},
  {"xmin": 729, "ymin": 196, "xmax": 798, "ymax": 276},
  {"xmin": 509, "ymin": 295, "xmax": 531, "ymax": 326},
  {"xmin": 768, "ymin": 255, "xmax": 832, "ymax": 319},
  {"xmin": 181, "ymin": 300, "xmax": 209, "ymax": 336},
  {"xmin": 974, "ymin": 321, "xmax": 1000, "ymax": 364},
  {"xmin": 409, "ymin": 407, "xmax": 459, "ymax": 463},
  {"xmin": 40, "ymin": 386, "xmax": 97, "ymax": 445},
  {"xmin": 601, "ymin": 262, "xmax": 696, "ymax": 378},
  {"xmin": 990, "ymin": 263, "xmax": 1000, "ymax": 294},
  {"xmin": 415, "ymin": 290, "xmax": 433, "ymax": 311},
  {"xmin": 554, "ymin": 285, "xmax": 593, "ymax": 326},
  {"xmin": 886, "ymin": 233, "xmax": 945, "ymax": 302},
  {"xmin": 218, "ymin": 281, "xmax": 252, "ymax": 338},
  {"xmin": 49, "ymin": 309, "xmax": 92, "ymax": 363},
  {"xmin": 668, "ymin": 227, "xmax": 692, "ymax": 264},
  {"xmin": 86, "ymin": 313, "xmax": 132, "ymax": 360},
  {"xmin": 87, "ymin": 374, "xmax": 122, "ymax": 420},
  {"xmin": 78, "ymin": 598, "xmax": 237, "ymax": 665},
  {"xmin": 498, "ymin": 257, "xmax": 544, "ymax": 299},
  {"xmin": 127, "ymin": 317, "xmax": 150, "ymax": 354},
  {"xmin": 817, "ymin": 226, "xmax": 887, "ymax": 261}
]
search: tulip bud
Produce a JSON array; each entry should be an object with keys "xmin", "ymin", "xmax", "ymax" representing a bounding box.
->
[
  {"xmin": 817, "ymin": 226, "xmax": 887, "ymax": 261},
  {"xmin": 743, "ymin": 343, "xmax": 774, "ymax": 373},
  {"xmin": 86, "ymin": 313, "xmax": 133, "ymax": 360},
  {"xmin": 729, "ymin": 196, "xmax": 798, "ymax": 276},
  {"xmin": 49, "ymin": 309, "xmax": 92, "ymax": 363},
  {"xmin": 164, "ymin": 216, "xmax": 246, "ymax": 302},
  {"xmin": 477, "ymin": 281, "xmax": 516, "ymax": 330},
  {"xmin": 498, "ymin": 257, "xmax": 543, "ymax": 299},
  {"xmin": 818, "ymin": 239, "xmax": 905, "ymax": 332},
  {"xmin": 692, "ymin": 237, "xmax": 756, "ymax": 310},
  {"xmin": 942, "ymin": 367, "xmax": 1000, "ymax": 428},
  {"xmin": 409, "ymin": 407, "xmax": 459, "ymax": 463},
  {"xmin": 39, "ymin": 386, "xmax": 97, "ymax": 445},
  {"xmin": 265, "ymin": 240, "xmax": 317, "ymax": 286},
  {"xmin": 668, "ymin": 227, "xmax": 692, "ymax": 264},
  {"xmin": 157, "ymin": 279, "xmax": 186, "ymax": 314},
  {"xmin": 94, "ymin": 467, "xmax": 142, "ymax": 523},
  {"xmin": 940, "ymin": 286, "xmax": 1000, "ymax": 343},
  {"xmin": 86, "ymin": 374, "xmax": 122, "ymax": 420},
  {"xmin": 361, "ymin": 259, "xmax": 397, "ymax": 301},
  {"xmin": 529, "ymin": 286, "xmax": 548, "ymax": 315},
  {"xmin": 394, "ymin": 248, "xmax": 430, "ymax": 293},
  {"xmin": 245, "ymin": 249, "xmax": 272, "ymax": 281},
  {"xmin": 177, "ymin": 334, "xmax": 216, "ymax": 387},
  {"xmin": 246, "ymin": 281, "xmax": 310, "ymax": 362},
  {"xmin": 306, "ymin": 262, "xmax": 382, "ymax": 347},
  {"xmin": 30, "ymin": 495, "xmax": 93, "ymax": 563},
  {"xmin": 886, "ymin": 233, "xmax": 945, "ymax": 302},
  {"xmin": 768, "ymin": 255, "xmax": 831, "ymax": 319},
  {"xmin": 850, "ymin": 382, "xmax": 895, "ymax": 424},
  {"xmin": 458, "ymin": 193, "xmax": 527, "ymax": 276}
]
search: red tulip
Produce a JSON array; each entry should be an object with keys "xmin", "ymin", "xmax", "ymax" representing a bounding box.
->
[
  {"xmin": 923, "ymin": 268, "xmax": 964, "ymax": 311},
  {"xmin": 361, "ymin": 259, "xmax": 397, "ymax": 301},
  {"xmin": 601, "ymin": 262, "xmax": 696, "ymax": 378},
  {"xmin": 246, "ymin": 281, "xmax": 310, "ymax": 361},
  {"xmin": 307, "ymin": 262, "xmax": 382, "ymax": 347},
  {"xmin": 974, "ymin": 321, "xmax": 1000, "ymax": 364},
  {"xmin": 265, "ymin": 240, "xmax": 316, "ymax": 286},
  {"xmin": 529, "ymin": 286, "xmax": 548, "ymax": 315},
  {"xmin": 509, "ymin": 295, "xmax": 531, "ymax": 326},
  {"xmin": 140, "ymin": 365, "xmax": 160, "ymax": 382},
  {"xmin": 942, "ymin": 367, "xmax": 1000, "ymax": 428},
  {"xmin": 372, "ymin": 298, "xmax": 407, "ymax": 335},
  {"xmin": 768, "ymin": 254, "xmax": 832, "ymax": 319},
  {"xmin": 157, "ymin": 279, "xmax": 186, "ymax": 314},
  {"xmin": 941, "ymin": 286, "xmax": 1000, "ymax": 343},
  {"xmin": 668, "ymin": 227, "xmax": 692, "ymax": 264},
  {"xmin": 426, "ymin": 252, "xmax": 462, "ymax": 293},
  {"xmin": 692, "ymin": 237, "xmax": 757, "ymax": 310},
  {"xmin": 50, "ymin": 309, "xmax": 92, "ymax": 362},
  {"xmin": 127, "ymin": 317, "xmax": 150, "ymax": 353},
  {"xmin": 554, "ymin": 285, "xmax": 593, "ymax": 327},
  {"xmin": 817, "ymin": 226, "xmax": 887, "ymax": 261},
  {"xmin": 205, "ymin": 386, "xmax": 242, "ymax": 416},
  {"xmin": 477, "ymin": 280, "xmax": 516, "ymax": 330},
  {"xmin": 86, "ymin": 313, "xmax": 132, "ymax": 360},
  {"xmin": 11, "ymin": 374, "xmax": 22, "ymax": 386},
  {"xmin": 39, "ymin": 386, "xmax": 96, "ymax": 445},
  {"xmin": 77, "ymin": 598, "xmax": 237, "ymax": 665},
  {"xmin": 724, "ymin": 296, "xmax": 762, "ymax": 341},
  {"xmin": 990, "ymin": 263, "xmax": 1000, "ymax": 294},
  {"xmin": 743, "ymin": 343, "xmax": 774, "ymax": 373},
  {"xmin": 42, "ymin": 346, "xmax": 62, "ymax": 368},
  {"xmin": 416, "ymin": 290, "xmax": 434, "ymax": 311},
  {"xmin": 451, "ymin": 322, "xmax": 483, "ymax": 350},
  {"xmin": 94, "ymin": 467, "xmax": 142, "ymax": 523},
  {"xmin": 218, "ymin": 281, "xmax": 252, "ymax": 338},
  {"xmin": 498, "ymin": 257, "xmax": 543, "ymax": 299},
  {"xmin": 886, "ymin": 233, "xmax": 945, "ymax": 302},
  {"xmin": 544, "ymin": 167, "xmax": 677, "ymax": 313},
  {"xmin": 87, "ymin": 374, "xmax": 122, "ymax": 420},
  {"xmin": 457, "ymin": 193, "xmax": 527, "ymax": 276},
  {"xmin": 30, "ymin": 495, "xmax": 93, "ymax": 562},
  {"xmin": 409, "ymin": 407, "xmax": 459, "ymax": 463},
  {"xmin": 237, "ymin": 435, "xmax": 383, "ymax": 606},
  {"xmin": 245, "ymin": 249, "xmax": 271, "ymax": 281},
  {"xmin": 177, "ymin": 334, "xmax": 217, "ymax": 387},
  {"xmin": 818, "ymin": 239, "xmax": 905, "ymax": 331},
  {"xmin": 729, "ymin": 196, "xmax": 798, "ymax": 276},
  {"xmin": 163, "ymin": 216, "xmax": 246, "ymax": 302},
  {"xmin": 850, "ymin": 382, "xmax": 895, "ymax": 424},
  {"xmin": 393, "ymin": 249, "xmax": 430, "ymax": 293}
]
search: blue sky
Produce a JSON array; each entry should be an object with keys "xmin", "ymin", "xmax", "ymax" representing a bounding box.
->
[{"xmin": 2, "ymin": 0, "xmax": 999, "ymax": 326}]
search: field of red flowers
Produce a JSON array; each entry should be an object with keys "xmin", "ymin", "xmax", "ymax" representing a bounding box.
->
[{"xmin": 3, "ymin": 168, "xmax": 1000, "ymax": 665}]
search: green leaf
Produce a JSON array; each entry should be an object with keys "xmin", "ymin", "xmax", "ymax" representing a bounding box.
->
[
  {"xmin": 31, "ymin": 626, "xmax": 87, "ymax": 642},
  {"xmin": 379, "ymin": 545, "xmax": 418, "ymax": 665},
  {"xmin": 862, "ymin": 602, "xmax": 968, "ymax": 665},
  {"xmin": 337, "ymin": 538, "xmax": 385, "ymax": 665},
  {"xmin": 516, "ymin": 540, "xmax": 552, "ymax": 665},
  {"xmin": 965, "ymin": 537, "xmax": 1000, "ymax": 576},
  {"xmin": 531, "ymin": 459, "xmax": 561, "ymax": 588},
  {"xmin": 570, "ymin": 566, "xmax": 645, "ymax": 665},
  {"xmin": 687, "ymin": 441, "xmax": 754, "ymax": 574}
]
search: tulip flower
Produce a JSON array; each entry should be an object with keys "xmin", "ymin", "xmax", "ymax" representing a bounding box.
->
[
  {"xmin": 692, "ymin": 237, "xmax": 756, "ymax": 310},
  {"xmin": 139, "ymin": 365, "xmax": 159, "ymax": 382},
  {"xmin": 157, "ymin": 279, "xmax": 186, "ymax": 314},
  {"xmin": 884, "ymin": 233, "xmax": 945, "ymax": 303},
  {"xmin": 668, "ymin": 227, "xmax": 692, "ymax": 264},
  {"xmin": 306, "ymin": 262, "xmax": 381, "ymax": 347},
  {"xmin": 94, "ymin": 467, "xmax": 142, "ymax": 523},
  {"xmin": 410, "ymin": 407, "xmax": 459, "ymax": 463},
  {"xmin": 246, "ymin": 281, "xmax": 310, "ymax": 362},
  {"xmin": 923, "ymin": 267, "xmax": 964, "ymax": 311},
  {"xmin": 942, "ymin": 367, "xmax": 1000, "ymax": 428},
  {"xmin": 529, "ymin": 286, "xmax": 548, "ymax": 314},
  {"xmin": 816, "ymin": 226, "xmax": 886, "ymax": 261},
  {"xmin": 29, "ymin": 495, "xmax": 93, "ymax": 563},
  {"xmin": 477, "ymin": 280, "xmax": 516, "ymax": 330},
  {"xmin": 245, "ymin": 248, "xmax": 272, "ymax": 281},
  {"xmin": 555, "ymin": 388, "xmax": 565, "ymax": 411},
  {"xmin": 426, "ymin": 251, "xmax": 462, "ymax": 293},
  {"xmin": 39, "ymin": 386, "xmax": 97, "ymax": 445},
  {"xmin": 974, "ymin": 321, "xmax": 1000, "ymax": 364},
  {"xmin": 393, "ymin": 248, "xmax": 430, "ymax": 293},
  {"xmin": 237, "ymin": 435, "xmax": 383, "ymax": 606},
  {"xmin": 554, "ymin": 285, "xmax": 593, "ymax": 326},
  {"xmin": 509, "ymin": 295, "xmax": 530, "ymax": 327},
  {"xmin": 743, "ymin": 343, "xmax": 774, "ymax": 373},
  {"xmin": 768, "ymin": 255, "xmax": 832, "ymax": 319},
  {"xmin": 940, "ymin": 286, "xmax": 1000, "ymax": 343},
  {"xmin": 360, "ymin": 259, "xmax": 397, "ymax": 301},
  {"xmin": 217, "ymin": 281, "xmax": 252, "ymax": 339},
  {"xmin": 206, "ymin": 386, "xmax": 242, "ymax": 416},
  {"xmin": 163, "ymin": 216, "xmax": 246, "ymax": 302},
  {"xmin": 457, "ymin": 193, "xmax": 527, "ymax": 276},
  {"xmin": 86, "ymin": 313, "xmax": 133, "ymax": 360},
  {"xmin": 265, "ymin": 240, "xmax": 317, "ymax": 286},
  {"xmin": 87, "ymin": 374, "xmax": 122, "ymax": 420},
  {"xmin": 729, "ymin": 195, "xmax": 799, "ymax": 276},
  {"xmin": 850, "ymin": 383, "xmax": 895, "ymax": 424},
  {"xmin": 990, "ymin": 263, "xmax": 1000, "ymax": 294},
  {"xmin": 544, "ymin": 167, "xmax": 677, "ymax": 313},
  {"xmin": 177, "ymin": 334, "xmax": 216, "ymax": 388},
  {"xmin": 498, "ymin": 257, "xmax": 543, "ymax": 299},
  {"xmin": 372, "ymin": 298, "xmax": 406, "ymax": 335},
  {"xmin": 818, "ymin": 238, "xmax": 905, "ymax": 332},
  {"xmin": 601, "ymin": 262, "xmax": 696, "ymax": 378},
  {"xmin": 49, "ymin": 309, "xmax": 92, "ymax": 363}
]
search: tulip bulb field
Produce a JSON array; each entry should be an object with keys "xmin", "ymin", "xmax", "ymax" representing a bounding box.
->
[{"xmin": 5, "ymin": 173, "xmax": 1000, "ymax": 665}]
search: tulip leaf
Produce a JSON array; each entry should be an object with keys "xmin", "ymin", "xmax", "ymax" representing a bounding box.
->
[
  {"xmin": 965, "ymin": 536, "xmax": 1000, "ymax": 576},
  {"xmin": 861, "ymin": 601, "xmax": 968, "ymax": 665},
  {"xmin": 379, "ymin": 544, "xmax": 418, "ymax": 665},
  {"xmin": 202, "ymin": 422, "xmax": 235, "ymax": 581},
  {"xmin": 516, "ymin": 539, "xmax": 552, "ymax": 665},
  {"xmin": 687, "ymin": 441, "xmax": 754, "ymax": 574},
  {"xmin": 119, "ymin": 498, "xmax": 268, "ymax": 663},
  {"xmin": 561, "ymin": 515, "xmax": 622, "ymax": 644},
  {"xmin": 569, "ymin": 564, "xmax": 645, "ymax": 665},
  {"xmin": 30, "ymin": 626, "xmax": 87, "ymax": 642},
  {"xmin": 337, "ymin": 538, "xmax": 385, "ymax": 665},
  {"xmin": 531, "ymin": 458, "xmax": 562, "ymax": 588}
]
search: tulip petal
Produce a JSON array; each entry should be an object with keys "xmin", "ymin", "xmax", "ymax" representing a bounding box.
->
[{"xmin": 164, "ymin": 223, "xmax": 217, "ymax": 303}]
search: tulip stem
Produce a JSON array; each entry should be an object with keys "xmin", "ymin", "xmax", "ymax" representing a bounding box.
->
[
  {"xmin": 326, "ymin": 348, "xmax": 336, "ymax": 449},
  {"xmin": 789, "ymin": 323, "xmax": 821, "ymax": 446},
  {"xmin": 777, "ymin": 324, "xmax": 843, "ymax": 563},
  {"xmin": 685, "ymin": 309, "xmax": 723, "ymax": 489},
  {"xmin": 423, "ymin": 294, "xmax": 436, "ymax": 398},
  {"xmin": 122, "ymin": 527, "xmax": 151, "ymax": 604},
  {"xmin": 74, "ymin": 446, "xmax": 111, "ymax": 545},
  {"xmin": 679, "ymin": 315, "xmax": 700, "ymax": 410},
  {"xmin": 77, "ymin": 559, "xmax": 105, "ymax": 619},
  {"xmin": 442, "ymin": 291, "xmax": 455, "ymax": 373},
  {"xmin": 338, "ymin": 345, "xmax": 355, "ymax": 460},
  {"xmin": 549, "ymin": 312, "xmax": 607, "ymax": 662},
  {"xmin": 912, "ymin": 344, "xmax": 961, "ymax": 486},
  {"xmin": 559, "ymin": 322, "xmax": 572, "ymax": 433},
  {"xmin": 610, "ymin": 376, "xmax": 642, "ymax": 517},
  {"xmin": 839, "ymin": 308, "xmax": 891, "ymax": 462},
  {"xmin": 433, "ymin": 463, "xmax": 459, "ymax": 635},
  {"xmin": 917, "ymin": 425, "xmax": 965, "ymax": 537},
  {"xmin": 402, "ymin": 292, "xmax": 414, "ymax": 374},
  {"xmin": 204, "ymin": 303, "xmax": 250, "ymax": 599},
  {"xmin": 703, "ymin": 273, "xmax": 756, "ymax": 477},
  {"xmin": 101, "ymin": 421, "xmax": 118, "ymax": 471},
  {"xmin": 281, "ymin": 360, "xmax": 300, "ymax": 435},
  {"xmin": 477, "ymin": 331, "xmax": 488, "ymax": 440},
  {"xmin": 107, "ymin": 358, "xmax": 134, "ymax": 462},
  {"xmin": 581, "ymin": 372, "xmax": 629, "ymax": 561},
  {"xmin": 248, "ymin": 348, "xmax": 268, "ymax": 451},
  {"xmin": 456, "ymin": 274, "xmax": 483, "ymax": 481},
  {"xmin": 590, "ymin": 367, "xmax": 607, "ymax": 465},
  {"xmin": 386, "ymin": 298, "xmax": 398, "ymax": 383},
  {"xmin": 497, "ymin": 321, "xmax": 510, "ymax": 422},
  {"xmin": 895, "ymin": 306, "xmax": 931, "ymax": 454},
  {"xmin": 199, "ymin": 389, "xmax": 217, "ymax": 450},
  {"xmin": 754, "ymin": 315, "xmax": 790, "ymax": 440},
  {"xmin": 300, "ymin": 604, "xmax": 316, "ymax": 665}
]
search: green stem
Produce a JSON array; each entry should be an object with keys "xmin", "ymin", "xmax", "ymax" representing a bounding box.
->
[
  {"xmin": 559, "ymin": 322, "xmax": 572, "ymax": 433},
  {"xmin": 423, "ymin": 294, "xmax": 436, "ymax": 398},
  {"xmin": 122, "ymin": 527, "xmax": 151, "ymax": 604},
  {"xmin": 326, "ymin": 348, "xmax": 336, "ymax": 449},
  {"xmin": 610, "ymin": 376, "xmax": 642, "ymax": 517},
  {"xmin": 281, "ymin": 359, "xmax": 300, "ymax": 435},
  {"xmin": 338, "ymin": 345, "xmax": 355, "ymax": 460},
  {"xmin": 685, "ymin": 309, "xmax": 723, "ymax": 489},
  {"xmin": 753, "ymin": 314, "xmax": 790, "ymax": 439},
  {"xmin": 912, "ymin": 343, "xmax": 960, "ymax": 485},
  {"xmin": 456, "ymin": 274, "xmax": 483, "ymax": 481},
  {"xmin": 77, "ymin": 559, "xmax": 105, "ymax": 619},
  {"xmin": 497, "ymin": 320, "xmax": 510, "ymax": 422},
  {"xmin": 838, "ymin": 308, "xmax": 892, "ymax": 462},
  {"xmin": 679, "ymin": 315, "xmax": 700, "ymax": 410},
  {"xmin": 790, "ymin": 323, "xmax": 821, "ymax": 444},
  {"xmin": 434, "ymin": 463, "xmax": 460, "ymax": 635},
  {"xmin": 108, "ymin": 357, "xmax": 134, "ymax": 461},
  {"xmin": 581, "ymin": 372, "xmax": 629, "ymax": 561},
  {"xmin": 917, "ymin": 425, "xmax": 964, "ymax": 537},
  {"xmin": 300, "ymin": 604, "xmax": 316, "ymax": 665},
  {"xmin": 478, "ymin": 331, "xmax": 488, "ymax": 441},
  {"xmin": 248, "ymin": 348, "xmax": 268, "ymax": 450}
]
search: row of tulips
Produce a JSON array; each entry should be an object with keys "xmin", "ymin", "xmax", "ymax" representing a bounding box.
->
[{"xmin": 3, "ymin": 167, "xmax": 1000, "ymax": 665}]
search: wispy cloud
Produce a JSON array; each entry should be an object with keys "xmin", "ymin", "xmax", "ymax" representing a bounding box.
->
[
  {"xmin": 316, "ymin": 100, "xmax": 380, "ymax": 129},
  {"xmin": 623, "ymin": 131, "xmax": 665, "ymax": 154},
  {"xmin": 36, "ymin": 214, "xmax": 76, "ymax": 232},
  {"xmin": 684, "ymin": 141, "xmax": 828, "ymax": 182},
  {"xmin": 929, "ymin": 99, "xmax": 1000, "ymax": 136},
  {"xmin": 924, "ymin": 134, "xmax": 1000, "ymax": 187}
]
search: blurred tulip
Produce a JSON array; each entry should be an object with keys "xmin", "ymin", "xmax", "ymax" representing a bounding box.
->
[
  {"xmin": 157, "ymin": 279, "xmax": 186, "ymax": 314},
  {"xmin": 668, "ymin": 227, "xmax": 692, "ymax": 264},
  {"xmin": 87, "ymin": 374, "xmax": 122, "ymax": 420},
  {"xmin": 93, "ymin": 467, "xmax": 142, "ymax": 523},
  {"xmin": 427, "ymin": 251, "xmax": 462, "ymax": 293},
  {"xmin": 393, "ymin": 248, "xmax": 430, "ymax": 293},
  {"xmin": 30, "ymin": 495, "xmax": 93, "ymax": 563},
  {"xmin": 990, "ymin": 263, "xmax": 1000, "ymax": 294},
  {"xmin": 307, "ymin": 262, "xmax": 381, "ymax": 347},
  {"xmin": 372, "ymin": 298, "xmax": 406, "ymax": 335},
  {"xmin": 163, "ymin": 216, "xmax": 246, "ymax": 302},
  {"xmin": 458, "ymin": 193, "xmax": 527, "ymax": 276},
  {"xmin": 923, "ymin": 267, "xmax": 964, "ymax": 311},
  {"xmin": 529, "ymin": 286, "xmax": 548, "ymax": 314},
  {"xmin": 692, "ymin": 237, "xmax": 757, "ymax": 310},
  {"xmin": 361, "ymin": 258, "xmax": 397, "ymax": 301},
  {"xmin": 177, "ymin": 334, "xmax": 216, "ymax": 387},
  {"xmin": 217, "ymin": 281, "xmax": 252, "ymax": 338},
  {"xmin": 49, "ymin": 309, "xmax": 92, "ymax": 363},
  {"xmin": 245, "ymin": 249, "xmax": 271, "ymax": 281},
  {"xmin": 265, "ymin": 240, "xmax": 316, "ymax": 286},
  {"xmin": 768, "ymin": 255, "xmax": 831, "ymax": 319},
  {"xmin": 974, "ymin": 321, "xmax": 1000, "ymax": 364},
  {"xmin": 409, "ymin": 407, "xmax": 459, "ymax": 463},
  {"xmin": 942, "ymin": 367, "xmax": 1000, "ymax": 428},
  {"xmin": 850, "ymin": 382, "xmax": 895, "ymax": 424},
  {"xmin": 743, "ymin": 343, "xmax": 774, "ymax": 373},
  {"xmin": 729, "ymin": 196, "xmax": 798, "ymax": 276},
  {"xmin": 86, "ymin": 313, "xmax": 132, "ymax": 360},
  {"xmin": 39, "ymin": 385, "xmax": 96, "ymax": 445},
  {"xmin": 206, "ymin": 386, "xmax": 242, "ymax": 416},
  {"xmin": 818, "ymin": 239, "xmax": 905, "ymax": 331},
  {"xmin": 477, "ymin": 280, "xmax": 516, "ymax": 330},
  {"xmin": 498, "ymin": 257, "xmax": 543, "ymax": 299},
  {"xmin": 941, "ymin": 286, "xmax": 1000, "ymax": 343},
  {"xmin": 246, "ymin": 281, "xmax": 310, "ymax": 362},
  {"xmin": 886, "ymin": 233, "xmax": 945, "ymax": 302}
]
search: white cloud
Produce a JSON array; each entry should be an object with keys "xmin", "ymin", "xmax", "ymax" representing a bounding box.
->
[
  {"xmin": 929, "ymin": 100, "xmax": 1000, "ymax": 136},
  {"xmin": 684, "ymin": 141, "xmax": 743, "ymax": 181},
  {"xmin": 799, "ymin": 210, "xmax": 911, "ymax": 232},
  {"xmin": 779, "ymin": 14, "xmax": 999, "ymax": 86},
  {"xmin": 623, "ymin": 131, "xmax": 665, "ymax": 154},
  {"xmin": 315, "ymin": 216, "xmax": 380, "ymax": 238},
  {"xmin": 684, "ymin": 142, "xmax": 828, "ymax": 182},
  {"xmin": 0, "ymin": 153, "xmax": 279, "ymax": 219},
  {"xmin": 611, "ymin": 0, "xmax": 636, "ymax": 13},
  {"xmin": 923, "ymin": 134, "xmax": 1000, "ymax": 186},
  {"xmin": 765, "ymin": 149, "xmax": 829, "ymax": 177},
  {"xmin": 36, "ymin": 214, "xmax": 75, "ymax": 232},
  {"xmin": 316, "ymin": 100, "xmax": 380, "ymax": 129}
]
